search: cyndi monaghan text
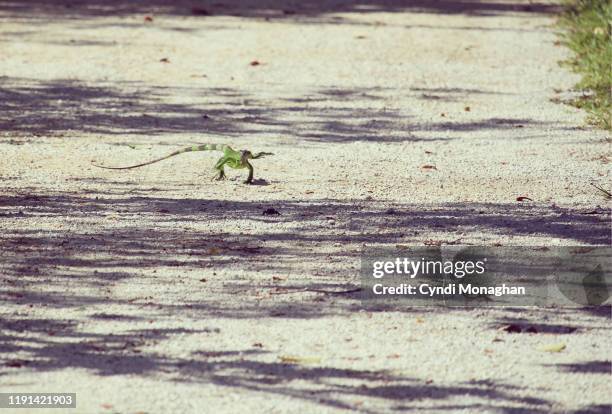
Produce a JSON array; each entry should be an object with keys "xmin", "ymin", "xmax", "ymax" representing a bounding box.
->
[{"xmin": 372, "ymin": 283, "xmax": 526, "ymax": 297}]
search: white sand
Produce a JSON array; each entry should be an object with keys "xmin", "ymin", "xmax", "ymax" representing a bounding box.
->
[{"xmin": 0, "ymin": 1, "xmax": 610, "ymax": 413}]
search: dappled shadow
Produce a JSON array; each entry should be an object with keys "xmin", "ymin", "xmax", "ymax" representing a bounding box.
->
[
  {"xmin": 0, "ymin": 187, "xmax": 608, "ymax": 411},
  {"xmin": 0, "ymin": 78, "xmax": 562, "ymax": 143},
  {"xmin": 0, "ymin": 315, "xmax": 555, "ymax": 413},
  {"xmin": 489, "ymin": 316, "xmax": 605, "ymax": 335},
  {"xmin": 412, "ymin": 87, "xmax": 516, "ymax": 103},
  {"xmin": 0, "ymin": 0, "xmax": 561, "ymax": 22},
  {"xmin": 548, "ymin": 360, "xmax": 611, "ymax": 374},
  {"xmin": 1, "ymin": 187, "xmax": 609, "ymax": 316},
  {"xmin": 571, "ymin": 405, "xmax": 612, "ymax": 414}
]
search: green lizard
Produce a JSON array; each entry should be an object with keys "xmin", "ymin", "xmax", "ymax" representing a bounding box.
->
[{"xmin": 92, "ymin": 144, "xmax": 273, "ymax": 184}]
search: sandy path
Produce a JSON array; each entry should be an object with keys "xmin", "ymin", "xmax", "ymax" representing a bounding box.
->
[{"xmin": 0, "ymin": 1, "xmax": 610, "ymax": 413}]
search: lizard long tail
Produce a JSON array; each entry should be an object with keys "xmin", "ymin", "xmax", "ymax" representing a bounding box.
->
[{"xmin": 91, "ymin": 144, "xmax": 229, "ymax": 170}]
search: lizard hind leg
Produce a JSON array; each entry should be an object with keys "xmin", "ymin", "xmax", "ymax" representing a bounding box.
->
[
  {"xmin": 244, "ymin": 161, "xmax": 254, "ymax": 185},
  {"xmin": 212, "ymin": 156, "xmax": 228, "ymax": 181}
]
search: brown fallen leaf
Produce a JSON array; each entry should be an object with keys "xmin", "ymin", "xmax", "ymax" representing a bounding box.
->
[
  {"xmin": 464, "ymin": 106, "xmax": 471, "ymax": 111},
  {"xmin": 144, "ymin": 15, "xmax": 154, "ymax": 22},
  {"xmin": 424, "ymin": 150, "xmax": 434, "ymax": 154},
  {"xmin": 159, "ymin": 58, "xmax": 170, "ymax": 63},
  {"xmin": 516, "ymin": 196, "xmax": 533, "ymax": 202},
  {"xmin": 6, "ymin": 360, "xmax": 25, "ymax": 368},
  {"xmin": 421, "ymin": 165, "xmax": 437, "ymax": 170},
  {"xmin": 250, "ymin": 60, "xmax": 261, "ymax": 66}
]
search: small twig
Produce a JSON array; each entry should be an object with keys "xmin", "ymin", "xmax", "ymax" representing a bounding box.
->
[
  {"xmin": 591, "ymin": 183, "xmax": 611, "ymax": 199},
  {"xmin": 268, "ymin": 287, "xmax": 361, "ymax": 295},
  {"xmin": 307, "ymin": 287, "xmax": 362, "ymax": 295}
]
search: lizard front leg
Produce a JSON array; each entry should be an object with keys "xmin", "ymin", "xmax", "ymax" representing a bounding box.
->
[
  {"xmin": 212, "ymin": 156, "xmax": 228, "ymax": 181},
  {"xmin": 244, "ymin": 161, "xmax": 254, "ymax": 184}
]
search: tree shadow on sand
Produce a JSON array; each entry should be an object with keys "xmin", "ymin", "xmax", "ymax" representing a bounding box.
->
[
  {"xmin": 0, "ymin": 187, "xmax": 609, "ymax": 411},
  {"xmin": 1, "ymin": 78, "xmax": 567, "ymax": 143},
  {"xmin": 0, "ymin": 0, "xmax": 560, "ymax": 21}
]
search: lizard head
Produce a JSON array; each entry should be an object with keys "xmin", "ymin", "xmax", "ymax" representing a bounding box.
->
[
  {"xmin": 241, "ymin": 150, "xmax": 273, "ymax": 160},
  {"xmin": 240, "ymin": 150, "xmax": 253, "ymax": 163}
]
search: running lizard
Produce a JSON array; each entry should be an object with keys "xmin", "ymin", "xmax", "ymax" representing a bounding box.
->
[{"xmin": 92, "ymin": 144, "xmax": 273, "ymax": 184}]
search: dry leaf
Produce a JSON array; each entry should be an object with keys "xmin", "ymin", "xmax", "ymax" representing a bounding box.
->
[
  {"xmin": 159, "ymin": 58, "xmax": 170, "ymax": 63},
  {"xmin": 539, "ymin": 343, "xmax": 566, "ymax": 353},
  {"xmin": 421, "ymin": 165, "xmax": 437, "ymax": 170},
  {"xmin": 279, "ymin": 355, "xmax": 321, "ymax": 364},
  {"xmin": 250, "ymin": 60, "xmax": 260, "ymax": 66},
  {"xmin": 5, "ymin": 360, "xmax": 24, "ymax": 368},
  {"xmin": 144, "ymin": 16, "xmax": 154, "ymax": 22},
  {"xmin": 516, "ymin": 196, "xmax": 533, "ymax": 202}
]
